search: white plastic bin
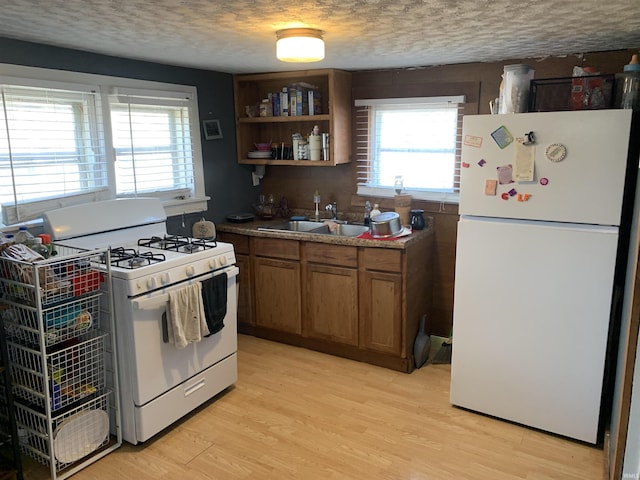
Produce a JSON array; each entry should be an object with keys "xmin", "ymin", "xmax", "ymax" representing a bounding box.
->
[{"xmin": 499, "ymin": 64, "xmax": 535, "ymax": 113}]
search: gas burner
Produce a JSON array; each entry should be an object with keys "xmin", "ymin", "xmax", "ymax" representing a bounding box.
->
[
  {"xmin": 138, "ymin": 235, "xmax": 217, "ymax": 253},
  {"xmin": 108, "ymin": 247, "xmax": 166, "ymax": 269},
  {"xmin": 128, "ymin": 256, "xmax": 149, "ymax": 268}
]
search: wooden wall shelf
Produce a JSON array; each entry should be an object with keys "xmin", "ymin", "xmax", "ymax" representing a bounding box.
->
[{"xmin": 233, "ymin": 69, "xmax": 352, "ymax": 166}]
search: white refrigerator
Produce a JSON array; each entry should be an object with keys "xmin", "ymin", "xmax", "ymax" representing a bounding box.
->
[{"xmin": 450, "ymin": 109, "xmax": 635, "ymax": 444}]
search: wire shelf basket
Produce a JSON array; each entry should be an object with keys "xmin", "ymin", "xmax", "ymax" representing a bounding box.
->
[
  {"xmin": 14, "ymin": 392, "xmax": 111, "ymax": 471},
  {"xmin": 2, "ymin": 293, "xmax": 101, "ymax": 348},
  {"xmin": 0, "ymin": 245, "xmax": 105, "ymax": 307},
  {"xmin": 7, "ymin": 333, "xmax": 107, "ymax": 412}
]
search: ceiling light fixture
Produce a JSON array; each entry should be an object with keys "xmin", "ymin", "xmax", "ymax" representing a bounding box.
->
[{"xmin": 276, "ymin": 28, "xmax": 325, "ymax": 63}]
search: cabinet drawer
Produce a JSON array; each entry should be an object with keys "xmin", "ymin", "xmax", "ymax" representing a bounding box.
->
[
  {"xmin": 303, "ymin": 243, "xmax": 357, "ymax": 268},
  {"xmin": 361, "ymin": 248, "xmax": 403, "ymax": 273},
  {"xmin": 219, "ymin": 232, "xmax": 249, "ymax": 254},
  {"xmin": 252, "ymin": 237, "xmax": 300, "ymax": 260}
]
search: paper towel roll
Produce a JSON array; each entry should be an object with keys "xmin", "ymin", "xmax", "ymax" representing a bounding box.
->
[{"xmin": 309, "ymin": 136, "xmax": 321, "ymax": 161}]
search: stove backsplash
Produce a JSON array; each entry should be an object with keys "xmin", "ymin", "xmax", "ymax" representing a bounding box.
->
[{"xmin": 166, "ymin": 212, "xmax": 211, "ymax": 238}]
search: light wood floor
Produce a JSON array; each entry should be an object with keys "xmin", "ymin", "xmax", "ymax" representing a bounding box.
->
[{"xmin": 29, "ymin": 334, "xmax": 605, "ymax": 479}]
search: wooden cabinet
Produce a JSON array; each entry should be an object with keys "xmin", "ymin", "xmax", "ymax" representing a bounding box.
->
[
  {"xmin": 235, "ymin": 254, "xmax": 254, "ymax": 326},
  {"xmin": 217, "ymin": 224, "xmax": 434, "ymax": 372},
  {"xmin": 359, "ymin": 248, "xmax": 403, "ymax": 355},
  {"xmin": 359, "ymin": 270, "xmax": 402, "ymax": 355},
  {"xmin": 302, "ymin": 244, "xmax": 358, "ymax": 346},
  {"xmin": 252, "ymin": 238, "xmax": 302, "ymax": 334},
  {"xmin": 233, "ymin": 69, "xmax": 352, "ymax": 166}
]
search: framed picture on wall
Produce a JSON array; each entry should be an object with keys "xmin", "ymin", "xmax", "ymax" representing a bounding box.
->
[{"xmin": 202, "ymin": 119, "xmax": 223, "ymax": 140}]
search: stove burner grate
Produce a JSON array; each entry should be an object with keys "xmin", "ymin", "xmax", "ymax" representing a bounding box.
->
[
  {"xmin": 137, "ymin": 235, "xmax": 217, "ymax": 253},
  {"xmin": 107, "ymin": 247, "xmax": 166, "ymax": 269}
]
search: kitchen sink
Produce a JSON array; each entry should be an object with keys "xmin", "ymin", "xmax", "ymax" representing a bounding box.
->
[
  {"xmin": 330, "ymin": 223, "xmax": 370, "ymax": 236},
  {"xmin": 258, "ymin": 220, "xmax": 369, "ymax": 237}
]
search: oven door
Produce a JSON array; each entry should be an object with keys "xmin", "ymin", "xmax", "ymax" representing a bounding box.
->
[{"xmin": 120, "ymin": 265, "xmax": 238, "ymax": 407}]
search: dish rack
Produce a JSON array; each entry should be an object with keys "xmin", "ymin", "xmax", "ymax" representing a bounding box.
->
[{"xmin": 0, "ymin": 245, "xmax": 121, "ymax": 479}]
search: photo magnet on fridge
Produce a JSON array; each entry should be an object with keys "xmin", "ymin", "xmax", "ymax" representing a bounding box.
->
[
  {"xmin": 491, "ymin": 125, "xmax": 514, "ymax": 149},
  {"xmin": 484, "ymin": 179, "xmax": 498, "ymax": 195},
  {"xmin": 497, "ymin": 164, "xmax": 514, "ymax": 184}
]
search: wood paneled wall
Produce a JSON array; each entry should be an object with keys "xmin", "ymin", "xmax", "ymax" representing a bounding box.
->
[{"xmin": 261, "ymin": 48, "xmax": 639, "ymax": 336}]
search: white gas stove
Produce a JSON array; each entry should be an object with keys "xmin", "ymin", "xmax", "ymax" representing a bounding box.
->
[
  {"xmin": 43, "ymin": 198, "xmax": 236, "ymax": 296},
  {"xmin": 43, "ymin": 198, "xmax": 238, "ymax": 444}
]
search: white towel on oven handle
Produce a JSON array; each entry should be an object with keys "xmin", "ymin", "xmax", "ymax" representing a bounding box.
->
[{"xmin": 166, "ymin": 282, "xmax": 210, "ymax": 348}]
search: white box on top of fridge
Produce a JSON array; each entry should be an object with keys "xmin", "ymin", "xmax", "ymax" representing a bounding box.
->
[{"xmin": 450, "ymin": 109, "xmax": 635, "ymax": 444}]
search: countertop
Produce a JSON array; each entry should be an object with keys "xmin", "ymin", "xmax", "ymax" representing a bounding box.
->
[{"xmin": 217, "ymin": 218, "xmax": 434, "ymax": 250}]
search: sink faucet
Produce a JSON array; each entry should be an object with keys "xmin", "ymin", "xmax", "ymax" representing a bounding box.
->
[{"xmin": 325, "ymin": 202, "xmax": 337, "ymax": 220}]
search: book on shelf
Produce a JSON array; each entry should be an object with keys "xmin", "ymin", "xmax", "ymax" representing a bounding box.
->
[
  {"xmin": 259, "ymin": 83, "xmax": 322, "ymax": 118},
  {"xmin": 308, "ymin": 90, "xmax": 323, "ymax": 115},
  {"xmin": 288, "ymin": 82, "xmax": 322, "ymax": 116},
  {"xmin": 280, "ymin": 88, "xmax": 289, "ymax": 116},
  {"xmin": 296, "ymin": 90, "xmax": 303, "ymax": 116}
]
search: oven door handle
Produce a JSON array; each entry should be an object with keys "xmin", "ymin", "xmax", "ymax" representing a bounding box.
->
[
  {"xmin": 162, "ymin": 312, "xmax": 169, "ymax": 343},
  {"xmin": 133, "ymin": 265, "xmax": 238, "ymax": 344}
]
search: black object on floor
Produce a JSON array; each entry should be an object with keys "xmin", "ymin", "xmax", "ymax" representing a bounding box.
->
[{"xmin": 413, "ymin": 314, "xmax": 431, "ymax": 368}]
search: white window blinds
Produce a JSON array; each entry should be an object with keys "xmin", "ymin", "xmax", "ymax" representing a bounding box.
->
[
  {"xmin": 354, "ymin": 96, "xmax": 465, "ymax": 203},
  {"xmin": 0, "ymin": 83, "xmax": 108, "ymax": 225},
  {"xmin": 0, "ymin": 64, "xmax": 208, "ymax": 227},
  {"xmin": 108, "ymin": 89, "xmax": 195, "ymax": 198}
]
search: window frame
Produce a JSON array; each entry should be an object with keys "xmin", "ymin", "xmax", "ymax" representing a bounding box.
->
[
  {"xmin": 107, "ymin": 87, "xmax": 199, "ymax": 199},
  {"xmin": 354, "ymin": 95, "xmax": 464, "ymax": 204},
  {"xmin": 0, "ymin": 63, "xmax": 208, "ymax": 227}
]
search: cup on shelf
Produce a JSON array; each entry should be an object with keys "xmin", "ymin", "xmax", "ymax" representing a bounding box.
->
[
  {"xmin": 321, "ymin": 133, "xmax": 330, "ymax": 161},
  {"xmin": 309, "ymin": 135, "xmax": 321, "ymax": 161}
]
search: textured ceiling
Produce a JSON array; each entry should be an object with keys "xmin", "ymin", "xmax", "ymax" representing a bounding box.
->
[{"xmin": 1, "ymin": 0, "xmax": 639, "ymax": 74}]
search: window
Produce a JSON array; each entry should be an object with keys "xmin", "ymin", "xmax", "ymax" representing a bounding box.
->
[
  {"xmin": 0, "ymin": 83, "xmax": 109, "ymax": 224},
  {"xmin": 109, "ymin": 89, "xmax": 195, "ymax": 197},
  {"xmin": 355, "ymin": 96, "xmax": 465, "ymax": 203},
  {"xmin": 0, "ymin": 65, "xmax": 207, "ymax": 227}
]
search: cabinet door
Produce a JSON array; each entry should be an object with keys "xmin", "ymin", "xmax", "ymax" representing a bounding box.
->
[
  {"xmin": 253, "ymin": 257, "xmax": 301, "ymax": 334},
  {"xmin": 235, "ymin": 254, "xmax": 254, "ymax": 326},
  {"xmin": 303, "ymin": 264, "xmax": 358, "ymax": 346},
  {"xmin": 359, "ymin": 271, "xmax": 402, "ymax": 355}
]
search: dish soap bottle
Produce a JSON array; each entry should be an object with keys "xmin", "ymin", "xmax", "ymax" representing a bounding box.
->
[
  {"xmin": 314, "ymin": 190, "xmax": 321, "ymax": 221},
  {"xmin": 370, "ymin": 204, "xmax": 381, "ymax": 219}
]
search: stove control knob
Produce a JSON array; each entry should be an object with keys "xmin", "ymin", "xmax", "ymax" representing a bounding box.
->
[
  {"xmin": 208, "ymin": 258, "xmax": 217, "ymax": 270},
  {"xmin": 147, "ymin": 277, "xmax": 157, "ymax": 289},
  {"xmin": 186, "ymin": 265, "xmax": 195, "ymax": 277},
  {"xmin": 160, "ymin": 272, "xmax": 171, "ymax": 285},
  {"xmin": 219, "ymin": 256, "xmax": 228, "ymax": 266}
]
